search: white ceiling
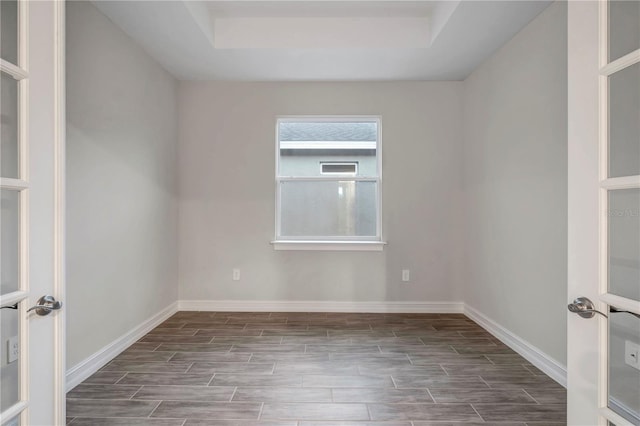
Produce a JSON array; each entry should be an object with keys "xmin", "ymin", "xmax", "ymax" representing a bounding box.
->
[{"xmin": 92, "ymin": 0, "xmax": 552, "ymax": 81}]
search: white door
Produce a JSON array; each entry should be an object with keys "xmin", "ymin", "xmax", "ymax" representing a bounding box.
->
[
  {"xmin": 0, "ymin": 1, "xmax": 65, "ymax": 425},
  {"xmin": 567, "ymin": 1, "xmax": 640, "ymax": 425}
]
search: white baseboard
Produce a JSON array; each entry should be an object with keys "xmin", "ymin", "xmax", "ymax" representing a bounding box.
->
[
  {"xmin": 464, "ymin": 304, "xmax": 567, "ymax": 388},
  {"xmin": 178, "ymin": 299, "xmax": 464, "ymax": 314},
  {"xmin": 65, "ymin": 302, "xmax": 179, "ymax": 392}
]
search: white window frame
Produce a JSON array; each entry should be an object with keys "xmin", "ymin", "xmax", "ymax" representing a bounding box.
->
[
  {"xmin": 273, "ymin": 115, "xmax": 385, "ymax": 251},
  {"xmin": 320, "ymin": 162, "xmax": 358, "ymax": 176}
]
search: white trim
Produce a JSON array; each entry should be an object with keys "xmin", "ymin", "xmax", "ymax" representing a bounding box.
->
[
  {"xmin": 0, "ymin": 58, "xmax": 28, "ymax": 80},
  {"xmin": 463, "ymin": 304, "xmax": 567, "ymax": 387},
  {"xmin": 0, "ymin": 290, "xmax": 28, "ymax": 308},
  {"xmin": 53, "ymin": 1, "xmax": 66, "ymax": 423},
  {"xmin": 600, "ymin": 48, "xmax": 640, "ymax": 77},
  {"xmin": 600, "ymin": 405, "xmax": 636, "ymax": 426},
  {"xmin": 0, "ymin": 178, "xmax": 29, "ymax": 190},
  {"xmin": 606, "ymin": 398, "xmax": 640, "ymax": 426},
  {"xmin": 600, "ymin": 293, "xmax": 640, "ymax": 317},
  {"xmin": 271, "ymin": 240, "xmax": 386, "ymax": 251},
  {"xmin": 65, "ymin": 302, "xmax": 178, "ymax": 392},
  {"xmin": 600, "ymin": 175, "xmax": 640, "ymax": 190},
  {"xmin": 0, "ymin": 401, "xmax": 28, "ymax": 425},
  {"xmin": 280, "ymin": 141, "xmax": 376, "ymax": 150},
  {"xmin": 178, "ymin": 300, "xmax": 464, "ymax": 314}
]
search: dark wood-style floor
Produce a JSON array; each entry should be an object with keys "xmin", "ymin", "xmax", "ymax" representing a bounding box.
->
[{"xmin": 66, "ymin": 312, "xmax": 567, "ymax": 425}]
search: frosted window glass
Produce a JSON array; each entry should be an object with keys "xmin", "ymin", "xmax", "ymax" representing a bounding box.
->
[
  {"xmin": 1, "ymin": 190, "xmax": 20, "ymax": 294},
  {"xmin": 608, "ymin": 189, "xmax": 640, "ymax": 301},
  {"xmin": 1, "ymin": 72, "xmax": 19, "ymax": 178}
]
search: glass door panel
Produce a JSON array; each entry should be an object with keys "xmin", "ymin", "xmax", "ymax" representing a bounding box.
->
[
  {"xmin": 0, "ymin": 308, "xmax": 20, "ymax": 412},
  {"xmin": 0, "ymin": 0, "xmax": 18, "ymax": 64},
  {"xmin": 608, "ymin": 308, "xmax": 640, "ymax": 424},
  {"xmin": 608, "ymin": 189, "xmax": 640, "ymax": 301},
  {"xmin": 608, "ymin": 0, "xmax": 640, "ymax": 62},
  {"xmin": 608, "ymin": 62, "xmax": 640, "ymax": 179},
  {"xmin": 1, "ymin": 72, "xmax": 19, "ymax": 179}
]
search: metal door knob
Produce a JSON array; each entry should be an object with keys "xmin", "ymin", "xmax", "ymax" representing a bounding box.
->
[
  {"xmin": 568, "ymin": 297, "xmax": 607, "ymax": 319},
  {"xmin": 27, "ymin": 295, "xmax": 63, "ymax": 316}
]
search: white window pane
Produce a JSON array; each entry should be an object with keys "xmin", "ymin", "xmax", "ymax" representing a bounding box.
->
[
  {"xmin": 279, "ymin": 121, "xmax": 377, "ymax": 177},
  {"xmin": 1, "ymin": 189, "xmax": 20, "ymax": 294},
  {"xmin": 280, "ymin": 180, "xmax": 377, "ymax": 238}
]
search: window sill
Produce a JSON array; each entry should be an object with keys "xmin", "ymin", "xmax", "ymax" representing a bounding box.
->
[{"xmin": 271, "ymin": 240, "xmax": 387, "ymax": 251}]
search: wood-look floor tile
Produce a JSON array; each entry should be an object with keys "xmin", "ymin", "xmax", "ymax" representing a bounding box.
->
[
  {"xmin": 115, "ymin": 351, "xmax": 176, "ymax": 362},
  {"xmin": 273, "ymin": 361, "xmax": 359, "ymax": 375},
  {"xmin": 429, "ymin": 388, "xmax": 536, "ymax": 404},
  {"xmin": 441, "ymin": 364, "xmax": 535, "ymax": 376},
  {"xmin": 412, "ymin": 423, "xmax": 525, "ymax": 426},
  {"xmin": 379, "ymin": 346, "xmax": 455, "ymax": 354},
  {"xmin": 102, "ymin": 360, "xmax": 192, "ymax": 373},
  {"xmin": 249, "ymin": 353, "xmax": 330, "ymax": 363},
  {"xmin": 327, "ymin": 330, "xmax": 396, "ymax": 337},
  {"xmin": 452, "ymin": 345, "xmax": 516, "ymax": 354},
  {"xmin": 196, "ymin": 329, "xmax": 263, "ymax": 337},
  {"xmin": 408, "ymin": 354, "xmax": 491, "ymax": 365},
  {"xmin": 305, "ymin": 345, "xmax": 381, "ymax": 353},
  {"xmin": 472, "ymin": 404, "xmax": 567, "ymax": 422},
  {"xmin": 128, "ymin": 342, "xmax": 162, "ymax": 351},
  {"xmin": 232, "ymin": 387, "xmax": 332, "ymax": 402},
  {"xmin": 303, "ymin": 374, "xmax": 394, "ymax": 388},
  {"xmin": 332, "ymin": 388, "xmax": 434, "ymax": 403},
  {"xmin": 368, "ymin": 403, "xmax": 481, "ymax": 421},
  {"xmin": 151, "ymin": 401, "xmax": 262, "ymax": 420},
  {"xmin": 156, "ymin": 343, "xmax": 232, "ymax": 352},
  {"xmin": 299, "ymin": 422, "xmax": 411, "ymax": 426},
  {"xmin": 212, "ymin": 336, "xmax": 283, "ymax": 344},
  {"xmin": 118, "ymin": 372, "xmax": 213, "ymax": 386},
  {"xmin": 523, "ymin": 387, "xmax": 567, "ymax": 404},
  {"xmin": 68, "ymin": 418, "xmax": 186, "ymax": 426},
  {"xmin": 230, "ymin": 344, "xmax": 306, "ymax": 353},
  {"xmin": 66, "ymin": 384, "xmax": 141, "ymax": 400},
  {"xmin": 82, "ymin": 371, "xmax": 127, "ymax": 385},
  {"xmin": 262, "ymin": 329, "xmax": 327, "ymax": 337},
  {"xmin": 133, "ymin": 385, "xmax": 235, "ymax": 401},
  {"xmin": 484, "ymin": 354, "xmax": 530, "ymax": 364},
  {"xmin": 188, "ymin": 362, "xmax": 274, "ymax": 374},
  {"xmin": 147, "ymin": 328, "xmax": 199, "ymax": 336},
  {"xmin": 260, "ymin": 403, "xmax": 369, "ymax": 421},
  {"xmin": 170, "ymin": 352, "xmax": 252, "ymax": 362},
  {"xmin": 358, "ymin": 364, "xmax": 446, "ymax": 376},
  {"xmin": 329, "ymin": 353, "xmax": 410, "ymax": 363},
  {"xmin": 211, "ymin": 374, "xmax": 303, "ymax": 387},
  {"xmin": 140, "ymin": 335, "xmax": 214, "ymax": 344},
  {"xmin": 66, "ymin": 399, "xmax": 161, "ymax": 418},
  {"xmin": 392, "ymin": 375, "xmax": 489, "ymax": 389},
  {"xmin": 280, "ymin": 336, "xmax": 352, "ymax": 344},
  {"xmin": 482, "ymin": 374, "xmax": 562, "ymax": 388},
  {"xmin": 185, "ymin": 420, "xmax": 296, "ymax": 426}
]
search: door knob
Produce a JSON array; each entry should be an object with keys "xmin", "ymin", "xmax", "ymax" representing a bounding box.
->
[
  {"xmin": 568, "ymin": 297, "xmax": 607, "ymax": 319},
  {"xmin": 27, "ymin": 295, "xmax": 62, "ymax": 316}
]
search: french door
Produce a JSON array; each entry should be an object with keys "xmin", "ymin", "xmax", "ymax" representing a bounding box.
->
[
  {"xmin": 567, "ymin": 1, "xmax": 640, "ymax": 425},
  {"xmin": 0, "ymin": 1, "xmax": 65, "ymax": 425}
]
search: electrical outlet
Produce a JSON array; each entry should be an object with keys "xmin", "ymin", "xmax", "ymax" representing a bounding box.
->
[
  {"xmin": 7, "ymin": 336, "xmax": 18, "ymax": 364},
  {"xmin": 402, "ymin": 269, "xmax": 410, "ymax": 282},
  {"xmin": 625, "ymin": 340, "xmax": 640, "ymax": 371},
  {"xmin": 232, "ymin": 268, "xmax": 240, "ymax": 281}
]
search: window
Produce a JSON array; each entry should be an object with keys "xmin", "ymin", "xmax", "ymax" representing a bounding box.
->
[{"xmin": 274, "ymin": 117, "xmax": 384, "ymax": 250}]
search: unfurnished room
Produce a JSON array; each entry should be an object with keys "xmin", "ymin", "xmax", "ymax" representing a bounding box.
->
[{"xmin": 0, "ymin": 0, "xmax": 639, "ymax": 425}]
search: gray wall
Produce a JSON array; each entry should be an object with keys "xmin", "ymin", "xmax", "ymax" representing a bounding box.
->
[
  {"xmin": 462, "ymin": 1, "xmax": 568, "ymax": 364},
  {"xmin": 178, "ymin": 82, "xmax": 464, "ymax": 302},
  {"xmin": 66, "ymin": 1, "xmax": 179, "ymax": 368}
]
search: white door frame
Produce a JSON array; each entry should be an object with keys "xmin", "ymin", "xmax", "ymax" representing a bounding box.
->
[{"xmin": 567, "ymin": 1, "xmax": 640, "ymax": 425}]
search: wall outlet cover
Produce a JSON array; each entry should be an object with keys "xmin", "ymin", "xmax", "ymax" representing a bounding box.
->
[{"xmin": 7, "ymin": 336, "xmax": 19, "ymax": 364}]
